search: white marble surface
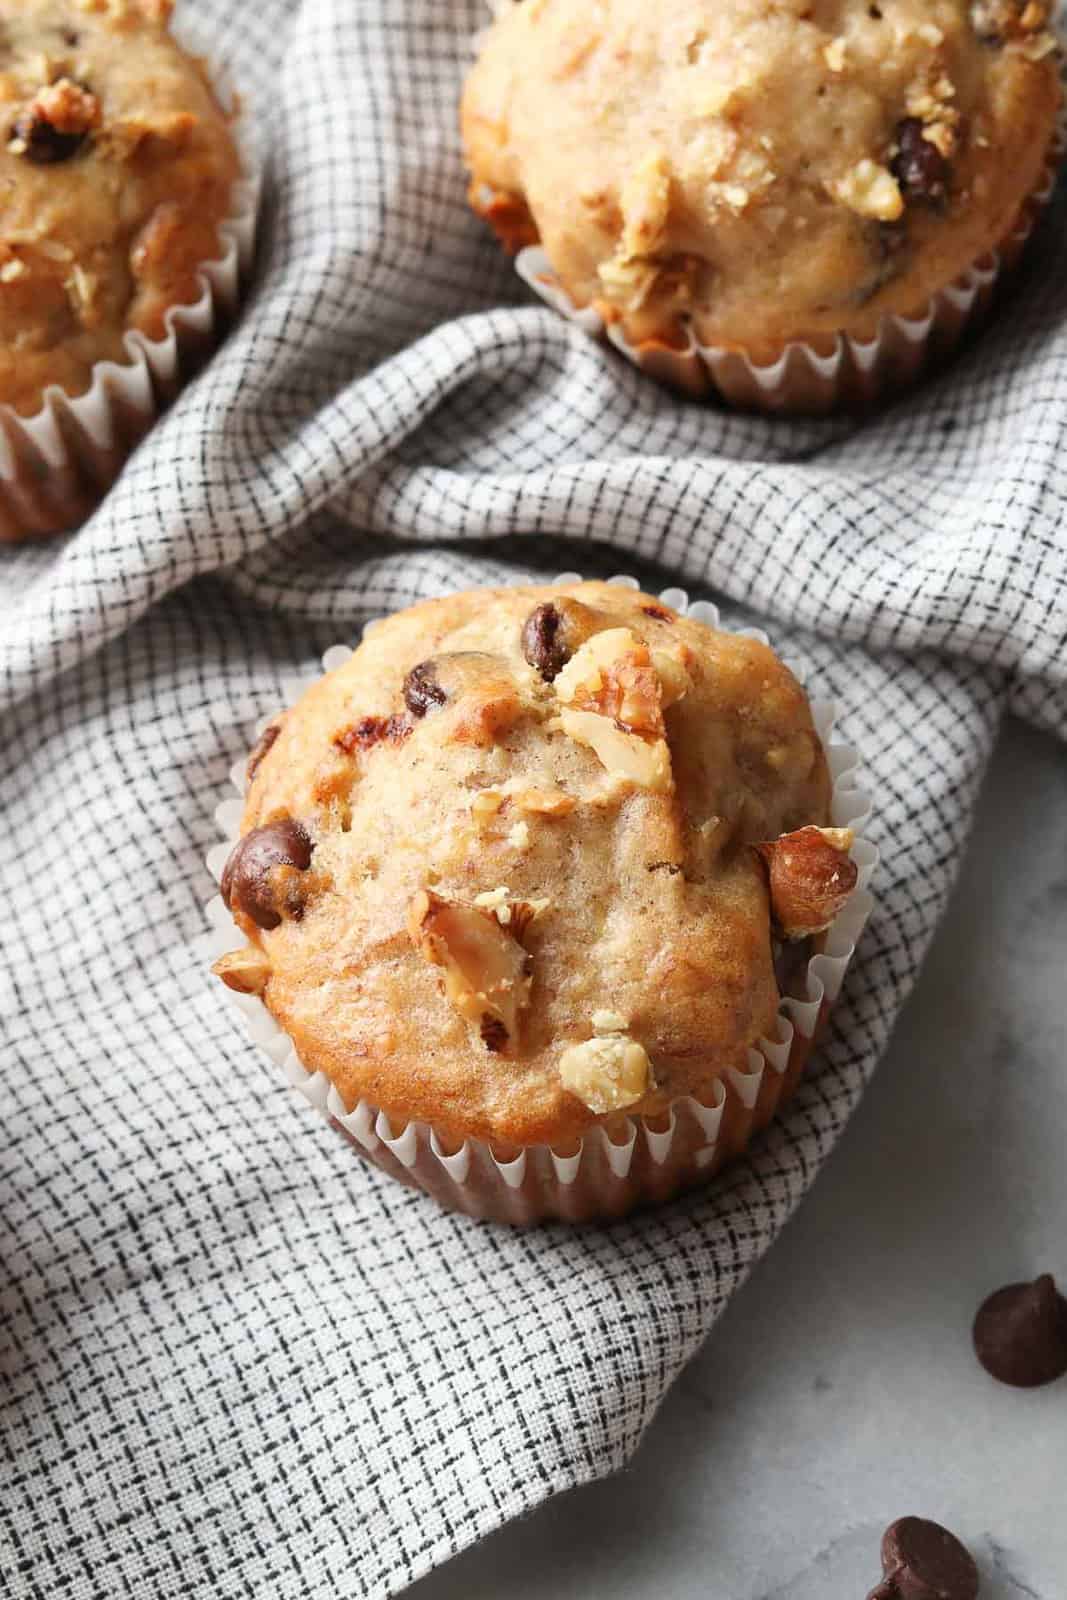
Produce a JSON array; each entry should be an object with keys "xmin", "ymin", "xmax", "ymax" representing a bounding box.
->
[{"xmin": 410, "ymin": 719, "xmax": 1067, "ymax": 1600}]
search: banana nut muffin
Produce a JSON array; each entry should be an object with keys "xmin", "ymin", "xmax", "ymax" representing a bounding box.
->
[
  {"xmin": 0, "ymin": 0, "xmax": 240, "ymax": 417},
  {"xmin": 462, "ymin": 0, "xmax": 1062, "ymax": 359},
  {"xmin": 213, "ymin": 583, "xmax": 858, "ymax": 1152}
]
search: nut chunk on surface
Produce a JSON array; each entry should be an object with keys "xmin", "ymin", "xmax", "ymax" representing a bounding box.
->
[
  {"xmin": 408, "ymin": 889, "xmax": 534, "ymax": 1053},
  {"xmin": 558, "ymin": 1025, "xmax": 651, "ymax": 1115},
  {"xmin": 212, "ymin": 945, "xmax": 271, "ymax": 995},
  {"xmin": 755, "ymin": 825, "xmax": 856, "ymax": 940}
]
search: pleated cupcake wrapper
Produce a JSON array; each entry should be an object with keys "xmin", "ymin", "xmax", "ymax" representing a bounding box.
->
[
  {"xmin": 204, "ymin": 574, "xmax": 877, "ymax": 1224},
  {"xmin": 513, "ymin": 108, "xmax": 1065, "ymax": 415},
  {"xmin": 0, "ymin": 42, "xmax": 260, "ymax": 544}
]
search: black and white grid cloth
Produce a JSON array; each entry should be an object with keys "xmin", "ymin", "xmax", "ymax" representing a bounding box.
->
[{"xmin": 2, "ymin": 3, "xmax": 1066, "ymax": 1596}]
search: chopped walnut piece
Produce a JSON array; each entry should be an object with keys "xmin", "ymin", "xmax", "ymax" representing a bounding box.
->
[
  {"xmin": 555, "ymin": 628, "xmax": 665, "ymax": 735},
  {"xmin": 650, "ymin": 648, "xmax": 690, "ymax": 708},
  {"xmin": 559, "ymin": 707, "xmax": 673, "ymax": 791},
  {"xmin": 511, "ymin": 787, "xmax": 576, "ymax": 817},
  {"xmin": 754, "ymin": 825, "xmax": 858, "ymax": 940},
  {"xmin": 212, "ymin": 946, "xmax": 271, "ymax": 996},
  {"xmin": 619, "ymin": 151, "xmax": 671, "ymax": 259},
  {"xmin": 408, "ymin": 889, "xmax": 534, "ymax": 1051},
  {"xmin": 554, "ymin": 628, "xmax": 674, "ymax": 791},
  {"xmin": 470, "ymin": 789, "xmax": 506, "ymax": 824},
  {"xmin": 831, "ymin": 159, "xmax": 904, "ymax": 222},
  {"xmin": 472, "ymin": 885, "xmax": 549, "ymax": 934},
  {"xmin": 558, "ymin": 1030, "xmax": 651, "ymax": 1114}
]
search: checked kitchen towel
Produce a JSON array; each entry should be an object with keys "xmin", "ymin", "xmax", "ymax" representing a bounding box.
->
[{"xmin": 2, "ymin": 3, "xmax": 1066, "ymax": 1597}]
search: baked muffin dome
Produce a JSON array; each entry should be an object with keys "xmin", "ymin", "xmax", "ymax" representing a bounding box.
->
[
  {"xmin": 462, "ymin": 0, "xmax": 1061, "ymax": 359},
  {"xmin": 0, "ymin": 0, "xmax": 240, "ymax": 416},
  {"xmin": 214, "ymin": 583, "xmax": 858, "ymax": 1151}
]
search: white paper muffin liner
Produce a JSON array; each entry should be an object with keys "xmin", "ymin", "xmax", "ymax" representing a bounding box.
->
[
  {"xmin": 510, "ymin": 112, "xmax": 1065, "ymax": 416},
  {"xmin": 204, "ymin": 575, "xmax": 878, "ymax": 1225},
  {"xmin": 0, "ymin": 44, "xmax": 259, "ymax": 544}
]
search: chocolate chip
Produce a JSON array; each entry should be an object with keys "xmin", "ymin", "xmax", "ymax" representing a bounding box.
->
[
  {"xmin": 521, "ymin": 602, "xmax": 569, "ymax": 682},
  {"xmin": 890, "ymin": 118, "xmax": 949, "ymax": 206},
  {"xmin": 12, "ymin": 111, "xmax": 87, "ymax": 163},
  {"xmin": 334, "ymin": 714, "xmax": 411, "ymax": 754},
  {"xmin": 220, "ymin": 819, "xmax": 314, "ymax": 931},
  {"xmin": 867, "ymin": 1517, "xmax": 979, "ymax": 1600},
  {"xmin": 60, "ymin": 26, "xmax": 80, "ymax": 47},
  {"xmin": 640, "ymin": 603, "xmax": 674, "ymax": 622},
  {"xmin": 972, "ymin": 1273, "xmax": 1067, "ymax": 1387},
  {"xmin": 403, "ymin": 661, "xmax": 448, "ymax": 718},
  {"xmin": 480, "ymin": 1015, "xmax": 508, "ymax": 1053},
  {"xmin": 246, "ymin": 719, "xmax": 282, "ymax": 784}
]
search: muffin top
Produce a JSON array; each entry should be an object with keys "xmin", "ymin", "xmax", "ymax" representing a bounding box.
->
[
  {"xmin": 214, "ymin": 583, "xmax": 858, "ymax": 1149},
  {"xmin": 462, "ymin": 0, "xmax": 1061, "ymax": 355},
  {"xmin": 0, "ymin": 0, "xmax": 240, "ymax": 416}
]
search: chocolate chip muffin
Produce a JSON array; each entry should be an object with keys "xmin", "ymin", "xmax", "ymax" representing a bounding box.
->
[
  {"xmin": 462, "ymin": 0, "xmax": 1061, "ymax": 403},
  {"xmin": 0, "ymin": 0, "xmax": 241, "ymax": 418},
  {"xmin": 213, "ymin": 583, "xmax": 862, "ymax": 1216}
]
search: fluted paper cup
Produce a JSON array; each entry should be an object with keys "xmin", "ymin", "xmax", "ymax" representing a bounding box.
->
[
  {"xmin": 0, "ymin": 46, "xmax": 259, "ymax": 544},
  {"xmin": 512, "ymin": 116, "xmax": 1064, "ymax": 416},
  {"xmin": 205, "ymin": 576, "xmax": 877, "ymax": 1224}
]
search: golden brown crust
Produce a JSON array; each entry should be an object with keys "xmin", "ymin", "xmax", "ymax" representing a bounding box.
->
[
  {"xmin": 0, "ymin": 0, "xmax": 240, "ymax": 415},
  {"xmin": 218, "ymin": 583, "xmax": 838, "ymax": 1149},
  {"xmin": 461, "ymin": 0, "xmax": 1062, "ymax": 357}
]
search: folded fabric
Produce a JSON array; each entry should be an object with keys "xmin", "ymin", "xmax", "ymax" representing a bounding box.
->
[{"xmin": 1, "ymin": 3, "xmax": 1064, "ymax": 1597}]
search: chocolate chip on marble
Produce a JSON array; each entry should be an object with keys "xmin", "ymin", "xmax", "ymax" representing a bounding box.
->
[
  {"xmin": 403, "ymin": 661, "xmax": 448, "ymax": 718},
  {"xmin": 972, "ymin": 1273, "xmax": 1067, "ymax": 1387},
  {"xmin": 890, "ymin": 118, "xmax": 949, "ymax": 206},
  {"xmin": 246, "ymin": 719, "xmax": 283, "ymax": 784},
  {"xmin": 220, "ymin": 818, "xmax": 314, "ymax": 931},
  {"xmin": 867, "ymin": 1517, "xmax": 979, "ymax": 1600}
]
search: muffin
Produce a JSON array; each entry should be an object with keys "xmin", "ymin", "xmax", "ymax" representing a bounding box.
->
[
  {"xmin": 211, "ymin": 582, "xmax": 871, "ymax": 1223},
  {"xmin": 462, "ymin": 0, "xmax": 1063, "ymax": 411},
  {"xmin": 0, "ymin": 0, "xmax": 249, "ymax": 541}
]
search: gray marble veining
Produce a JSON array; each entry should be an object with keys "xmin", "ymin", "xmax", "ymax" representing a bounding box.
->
[{"xmin": 410, "ymin": 720, "xmax": 1067, "ymax": 1600}]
